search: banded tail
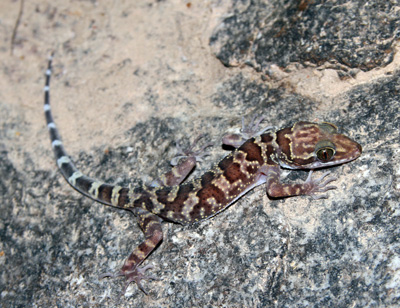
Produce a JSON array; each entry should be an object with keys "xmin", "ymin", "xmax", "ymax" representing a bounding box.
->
[{"xmin": 43, "ymin": 55, "xmax": 130, "ymax": 208}]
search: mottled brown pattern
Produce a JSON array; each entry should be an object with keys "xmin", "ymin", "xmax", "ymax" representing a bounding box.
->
[
  {"xmin": 276, "ymin": 127, "xmax": 292, "ymax": 158},
  {"xmin": 223, "ymin": 162, "xmax": 245, "ymax": 183},
  {"xmin": 132, "ymin": 193, "xmax": 153, "ymax": 209},
  {"xmin": 207, "ymin": 183, "xmax": 226, "ymax": 205},
  {"xmin": 290, "ymin": 154, "xmax": 315, "ymax": 166},
  {"xmin": 265, "ymin": 144, "xmax": 277, "ymax": 165},
  {"xmin": 234, "ymin": 151, "xmax": 245, "ymax": 161},
  {"xmin": 261, "ymin": 132, "xmax": 273, "ymax": 144},
  {"xmin": 239, "ymin": 139, "xmax": 263, "ymax": 164},
  {"xmin": 154, "ymin": 186, "xmax": 173, "ymax": 204},
  {"xmin": 172, "ymin": 184, "xmax": 195, "ymax": 206},
  {"xmin": 246, "ymin": 164, "xmax": 258, "ymax": 175},
  {"xmin": 218, "ymin": 154, "xmax": 234, "ymax": 170},
  {"xmin": 201, "ymin": 170, "xmax": 216, "ymax": 187},
  {"xmin": 225, "ymin": 182, "xmax": 244, "ymax": 199},
  {"xmin": 153, "ymin": 184, "xmax": 196, "ymax": 218}
]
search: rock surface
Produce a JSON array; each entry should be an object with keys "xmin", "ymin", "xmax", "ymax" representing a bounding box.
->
[{"xmin": 0, "ymin": 0, "xmax": 399, "ymax": 307}]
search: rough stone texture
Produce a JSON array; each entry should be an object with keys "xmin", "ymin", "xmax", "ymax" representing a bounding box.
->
[
  {"xmin": 210, "ymin": 0, "xmax": 400, "ymax": 72},
  {"xmin": 0, "ymin": 0, "xmax": 399, "ymax": 307}
]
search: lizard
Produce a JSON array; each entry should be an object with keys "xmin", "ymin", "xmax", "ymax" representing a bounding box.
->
[{"xmin": 43, "ymin": 55, "xmax": 362, "ymax": 294}]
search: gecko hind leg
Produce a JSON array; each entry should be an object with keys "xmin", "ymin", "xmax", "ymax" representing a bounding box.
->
[{"xmin": 100, "ymin": 209, "xmax": 163, "ymax": 295}]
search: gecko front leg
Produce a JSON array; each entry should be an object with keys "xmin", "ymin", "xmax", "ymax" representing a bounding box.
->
[{"xmin": 263, "ymin": 166, "xmax": 337, "ymax": 199}]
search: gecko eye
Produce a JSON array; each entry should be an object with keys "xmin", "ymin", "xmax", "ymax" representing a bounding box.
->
[{"xmin": 315, "ymin": 141, "xmax": 336, "ymax": 162}]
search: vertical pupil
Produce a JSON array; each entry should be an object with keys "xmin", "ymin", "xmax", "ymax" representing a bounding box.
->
[{"xmin": 318, "ymin": 148, "xmax": 334, "ymax": 161}]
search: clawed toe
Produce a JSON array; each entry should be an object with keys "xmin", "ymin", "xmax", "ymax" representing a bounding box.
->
[
  {"xmin": 305, "ymin": 170, "xmax": 338, "ymax": 198},
  {"xmin": 171, "ymin": 134, "xmax": 213, "ymax": 166},
  {"xmin": 100, "ymin": 264, "xmax": 159, "ymax": 295},
  {"xmin": 125, "ymin": 264, "xmax": 159, "ymax": 294},
  {"xmin": 222, "ymin": 115, "xmax": 273, "ymax": 148}
]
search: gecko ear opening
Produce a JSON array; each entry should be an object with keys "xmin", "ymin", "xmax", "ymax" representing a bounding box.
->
[
  {"xmin": 319, "ymin": 122, "xmax": 338, "ymax": 134},
  {"xmin": 315, "ymin": 140, "xmax": 336, "ymax": 162}
]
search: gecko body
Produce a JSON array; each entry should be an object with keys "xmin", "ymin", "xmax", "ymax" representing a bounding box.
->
[{"xmin": 43, "ymin": 56, "xmax": 361, "ymax": 293}]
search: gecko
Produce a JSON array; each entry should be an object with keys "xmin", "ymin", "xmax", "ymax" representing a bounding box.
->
[{"xmin": 43, "ymin": 55, "xmax": 362, "ymax": 294}]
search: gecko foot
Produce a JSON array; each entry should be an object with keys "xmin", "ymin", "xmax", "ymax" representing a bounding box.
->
[
  {"xmin": 305, "ymin": 171, "xmax": 338, "ymax": 200},
  {"xmin": 100, "ymin": 264, "xmax": 159, "ymax": 295},
  {"xmin": 222, "ymin": 115, "xmax": 273, "ymax": 148},
  {"xmin": 170, "ymin": 134, "xmax": 213, "ymax": 166}
]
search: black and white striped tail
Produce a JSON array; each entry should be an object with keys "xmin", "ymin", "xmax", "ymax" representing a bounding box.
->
[{"xmin": 44, "ymin": 55, "xmax": 130, "ymax": 208}]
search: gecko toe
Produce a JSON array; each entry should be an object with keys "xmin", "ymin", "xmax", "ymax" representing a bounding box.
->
[
  {"xmin": 100, "ymin": 263, "xmax": 159, "ymax": 295},
  {"xmin": 171, "ymin": 134, "xmax": 213, "ymax": 165},
  {"xmin": 124, "ymin": 264, "xmax": 159, "ymax": 294},
  {"xmin": 304, "ymin": 171, "xmax": 339, "ymax": 198}
]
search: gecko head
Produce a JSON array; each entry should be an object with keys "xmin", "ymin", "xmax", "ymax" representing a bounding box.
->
[{"xmin": 275, "ymin": 121, "xmax": 362, "ymax": 170}]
